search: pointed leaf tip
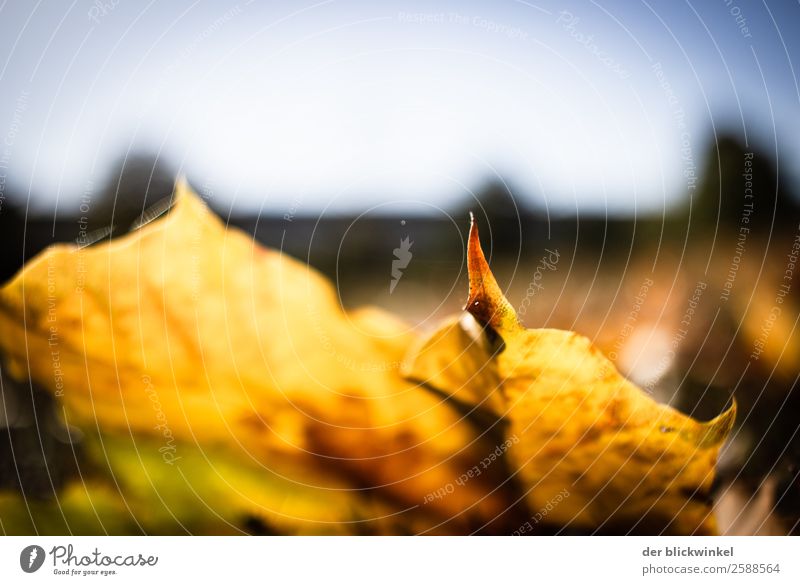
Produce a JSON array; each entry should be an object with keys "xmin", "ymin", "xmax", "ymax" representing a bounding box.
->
[
  {"xmin": 464, "ymin": 215, "xmax": 520, "ymax": 333},
  {"xmin": 696, "ymin": 399, "xmax": 737, "ymax": 448}
]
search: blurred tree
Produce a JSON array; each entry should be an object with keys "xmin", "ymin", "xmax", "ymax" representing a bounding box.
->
[
  {"xmin": 692, "ymin": 133, "xmax": 798, "ymax": 233},
  {"xmin": 86, "ymin": 152, "xmax": 176, "ymax": 237},
  {"xmin": 450, "ymin": 179, "xmax": 531, "ymax": 256}
]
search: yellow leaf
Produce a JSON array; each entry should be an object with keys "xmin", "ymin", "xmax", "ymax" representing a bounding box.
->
[
  {"xmin": 406, "ymin": 215, "xmax": 736, "ymax": 534},
  {"xmin": 0, "ymin": 181, "xmax": 513, "ymax": 534}
]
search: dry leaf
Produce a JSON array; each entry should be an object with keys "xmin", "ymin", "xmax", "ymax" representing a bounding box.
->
[
  {"xmin": 0, "ymin": 185, "xmax": 736, "ymax": 535},
  {"xmin": 405, "ymin": 215, "xmax": 736, "ymax": 534},
  {"xmin": 0, "ymin": 181, "xmax": 511, "ymax": 534}
]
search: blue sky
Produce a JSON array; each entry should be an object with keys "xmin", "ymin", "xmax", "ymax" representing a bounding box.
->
[{"xmin": 0, "ymin": 0, "xmax": 798, "ymax": 216}]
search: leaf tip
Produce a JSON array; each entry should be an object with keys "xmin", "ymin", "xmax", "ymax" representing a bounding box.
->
[
  {"xmin": 464, "ymin": 215, "xmax": 520, "ymax": 333},
  {"xmin": 696, "ymin": 398, "xmax": 737, "ymax": 448}
]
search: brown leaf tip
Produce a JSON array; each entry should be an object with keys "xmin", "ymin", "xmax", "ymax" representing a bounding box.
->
[{"xmin": 464, "ymin": 215, "xmax": 520, "ymax": 333}]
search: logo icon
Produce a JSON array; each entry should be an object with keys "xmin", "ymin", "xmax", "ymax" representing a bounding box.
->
[
  {"xmin": 20, "ymin": 545, "xmax": 46, "ymax": 573},
  {"xmin": 389, "ymin": 236, "xmax": 413, "ymax": 294}
]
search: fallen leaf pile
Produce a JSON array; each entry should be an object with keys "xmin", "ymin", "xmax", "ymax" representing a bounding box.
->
[{"xmin": 0, "ymin": 182, "xmax": 735, "ymax": 535}]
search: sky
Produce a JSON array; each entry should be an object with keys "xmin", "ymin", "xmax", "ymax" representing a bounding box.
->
[{"xmin": 0, "ymin": 0, "xmax": 798, "ymax": 217}]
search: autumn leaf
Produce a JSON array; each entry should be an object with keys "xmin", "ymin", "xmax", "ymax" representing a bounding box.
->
[
  {"xmin": 405, "ymin": 214, "xmax": 736, "ymax": 535},
  {"xmin": 0, "ymin": 182, "xmax": 736, "ymax": 535},
  {"xmin": 0, "ymin": 181, "xmax": 513, "ymax": 534}
]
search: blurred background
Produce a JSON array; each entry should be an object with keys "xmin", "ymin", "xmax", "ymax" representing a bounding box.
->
[{"xmin": 1, "ymin": 0, "xmax": 799, "ymax": 534}]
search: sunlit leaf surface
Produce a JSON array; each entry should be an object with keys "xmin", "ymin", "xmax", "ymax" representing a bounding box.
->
[{"xmin": 0, "ymin": 184, "xmax": 734, "ymax": 535}]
